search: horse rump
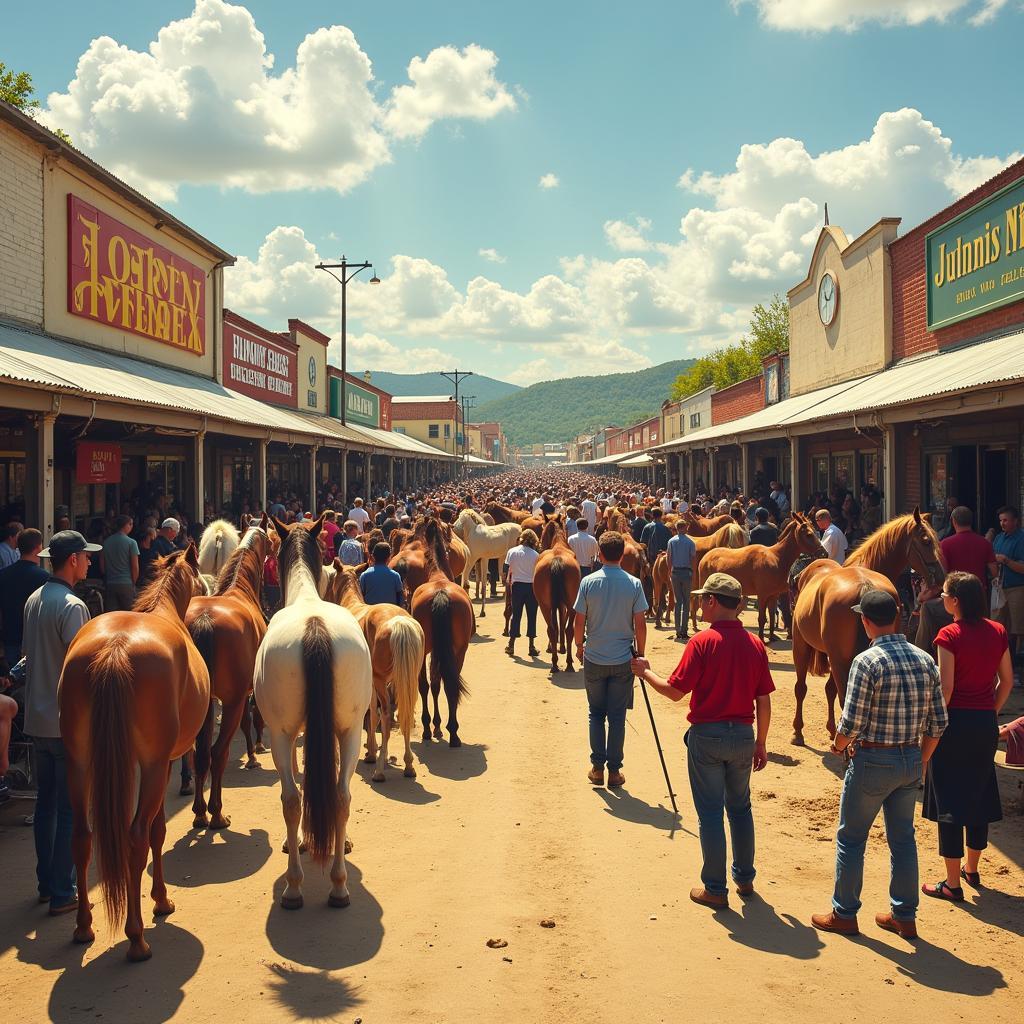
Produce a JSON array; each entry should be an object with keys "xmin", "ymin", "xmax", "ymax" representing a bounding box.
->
[
  {"xmin": 430, "ymin": 589, "xmax": 469, "ymax": 705},
  {"xmin": 300, "ymin": 616, "xmax": 339, "ymax": 863}
]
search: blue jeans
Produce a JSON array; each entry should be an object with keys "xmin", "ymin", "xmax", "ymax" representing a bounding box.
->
[
  {"xmin": 833, "ymin": 746, "xmax": 921, "ymax": 922},
  {"xmin": 584, "ymin": 660, "xmax": 632, "ymax": 771},
  {"xmin": 671, "ymin": 570, "xmax": 692, "ymax": 636},
  {"xmin": 32, "ymin": 736, "xmax": 77, "ymax": 905},
  {"xmin": 686, "ymin": 722, "xmax": 756, "ymax": 896}
]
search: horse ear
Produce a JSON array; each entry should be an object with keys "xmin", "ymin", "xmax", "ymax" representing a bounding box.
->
[
  {"xmin": 308, "ymin": 512, "xmax": 326, "ymax": 534},
  {"xmin": 913, "ymin": 506, "xmax": 922, "ymax": 524},
  {"xmin": 185, "ymin": 541, "xmax": 200, "ymax": 569},
  {"xmin": 259, "ymin": 511, "xmax": 269, "ymax": 531},
  {"xmin": 271, "ymin": 515, "xmax": 289, "ymax": 539}
]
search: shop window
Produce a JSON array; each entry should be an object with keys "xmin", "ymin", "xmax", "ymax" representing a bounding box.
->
[
  {"xmin": 859, "ymin": 452, "xmax": 878, "ymax": 490},
  {"xmin": 428, "ymin": 424, "xmax": 439, "ymax": 439},
  {"xmin": 146, "ymin": 455, "xmax": 184, "ymax": 506},
  {"xmin": 812, "ymin": 456, "xmax": 829, "ymax": 495},
  {"xmin": 444, "ymin": 423, "xmax": 451, "ymax": 439},
  {"xmin": 926, "ymin": 452, "xmax": 948, "ymax": 521},
  {"xmin": 690, "ymin": 412, "xmax": 701, "ymax": 428},
  {"xmin": 831, "ymin": 452, "xmax": 854, "ymax": 493},
  {"xmin": 0, "ymin": 456, "xmax": 27, "ymax": 522},
  {"xmin": 394, "ymin": 426, "xmax": 406, "ymax": 434}
]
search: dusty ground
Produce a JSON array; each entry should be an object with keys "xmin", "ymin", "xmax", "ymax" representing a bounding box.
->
[{"xmin": 1, "ymin": 599, "xmax": 1022, "ymax": 1023}]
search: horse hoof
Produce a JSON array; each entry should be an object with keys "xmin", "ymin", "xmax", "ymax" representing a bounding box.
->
[
  {"xmin": 791, "ymin": 734, "xmax": 805, "ymax": 747},
  {"xmin": 404, "ymin": 766, "xmax": 417, "ymax": 778},
  {"xmin": 422, "ymin": 732, "xmax": 432, "ymax": 744},
  {"xmin": 254, "ymin": 743, "xmax": 268, "ymax": 754},
  {"xmin": 363, "ymin": 752, "xmax": 376, "ymax": 765},
  {"xmin": 179, "ymin": 782, "xmax": 194, "ymax": 796},
  {"xmin": 479, "ymin": 610, "xmax": 486, "ymax": 618},
  {"xmin": 154, "ymin": 900, "xmax": 175, "ymax": 917},
  {"xmin": 281, "ymin": 894, "xmax": 304, "ymax": 911},
  {"xmin": 501, "ymin": 628, "xmax": 509, "ymax": 637},
  {"xmin": 345, "ymin": 837, "xmax": 354, "ymax": 854},
  {"xmin": 192, "ymin": 814, "xmax": 209, "ymax": 830},
  {"xmin": 372, "ymin": 772, "xmax": 386, "ymax": 783},
  {"xmin": 282, "ymin": 840, "xmax": 308, "ymax": 854},
  {"xmin": 432, "ymin": 727, "xmax": 443, "ymax": 740},
  {"xmin": 73, "ymin": 926, "xmax": 95, "ymax": 945},
  {"xmin": 449, "ymin": 735, "xmax": 462, "ymax": 748},
  {"xmin": 245, "ymin": 758, "xmax": 259, "ymax": 770},
  {"xmin": 209, "ymin": 815, "xmax": 231, "ymax": 830},
  {"xmin": 328, "ymin": 893, "xmax": 351, "ymax": 909},
  {"xmin": 127, "ymin": 941, "xmax": 153, "ymax": 963}
]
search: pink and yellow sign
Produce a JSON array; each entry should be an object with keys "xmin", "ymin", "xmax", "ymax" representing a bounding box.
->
[{"xmin": 67, "ymin": 194, "xmax": 206, "ymax": 355}]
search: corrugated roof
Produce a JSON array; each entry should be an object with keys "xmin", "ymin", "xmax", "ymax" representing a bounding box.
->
[
  {"xmin": 619, "ymin": 453, "xmax": 654, "ymax": 466},
  {"xmin": 345, "ymin": 423, "xmax": 457, "ymax": 459},
  {"xmin": 392, "ymin": 395, "xmax": 453, "ymax": 404}
]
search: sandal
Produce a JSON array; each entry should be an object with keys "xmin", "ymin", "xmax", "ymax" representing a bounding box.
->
[
  {"xmin": 921, "ymin": 880, "xmax": 964, "ymax": 901},
  {"xmin": 960, "ymin": 867, "xmax": 981, "ymax": 888}
]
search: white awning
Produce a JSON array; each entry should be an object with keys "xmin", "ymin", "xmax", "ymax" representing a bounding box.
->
[{"xmin": 618, "ymin": 453, "xmax": 654, "ymax": 467}]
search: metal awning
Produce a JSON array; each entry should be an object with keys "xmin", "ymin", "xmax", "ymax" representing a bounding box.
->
[
  {"xmin": 618, "ymin": 453, "xmax": 654, "ymax": 467},
  {"xmin": 344, "ymin": 423, "xmax": 458, "ymax": 459}
]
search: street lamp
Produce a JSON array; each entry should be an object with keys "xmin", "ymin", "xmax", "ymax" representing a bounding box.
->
[{"xmin": 316, "ymin": 256, "xmax": 380, "ymax": 427}]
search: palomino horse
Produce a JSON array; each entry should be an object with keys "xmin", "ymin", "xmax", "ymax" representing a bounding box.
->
[
  {"xmin": 197, "ymin": 518, "xmax": 240, "ymax": 595},
  {"xmin": 698, "ymin": 513, "xmax": 827, "ymax": 642},
  {"xmin": 408, "ymin": 519, "xmax": 474, "ymax": 746},
  {"xmin": 452, "ymin": 508, "xmax": 521, "ymax": 617},
  {"xmin": 329, "ymin": 563, "xmax": 425, "ymax": 781},
  {"xmin": 59, "ymin": 546, "xmax": 209, "ymax": 961},
  {"xmin": 790, "ymin": 508, "xmax": 945, "ymax": 745},
  {"xmin": 687, "ymin": 523, "xmax": 747, "ymax": 633},
  {"xmin": 185, "ymin": 515, "xmax": 269, "ymax": 830},
  {"xmin": 253, "ymin": 517, "xmax": 373, "ymax": 909},
  {"xmin": 534, "ymin": 515, "xmax": 582, "ymax": 674}
]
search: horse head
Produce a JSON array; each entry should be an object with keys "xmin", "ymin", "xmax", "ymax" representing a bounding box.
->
[
  {"xmin": 793, "ymin": 515, "xmax": 828, "ymax": 559},
  {"xmin": 908, "ymin": 506, "xmax": 946, "ymax": 590}
]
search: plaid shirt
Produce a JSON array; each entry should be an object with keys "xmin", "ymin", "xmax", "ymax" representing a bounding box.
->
[{"xmin": 838, "ymin": 633, "xmax": 947, "ymax": 744}]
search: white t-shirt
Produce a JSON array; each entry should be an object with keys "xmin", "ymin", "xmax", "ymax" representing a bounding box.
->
[
  {"xmin": 531, "ymin": 497, "xmax": 544, "ymax": 514},
  {"xmin": 348, "ymin": 506, "xmax": 370, "ymax": 531},
  {"xmin": 661, "ymin": 497, "xmax": 673, "ymax": 513},
  {"xmin": 568, "ymin": 531, "xmax": 600, "ymax": 568},
  {"xmin": 820, "ymin": 523, "xmax": 849, "ymax": 564},
  {"xmin": 581, "ymin": 500, "xmax": 598, "ymax": 531},
  {"xmin": 504, "ymin": 545, "xmax": 540, "ymax": 584}
]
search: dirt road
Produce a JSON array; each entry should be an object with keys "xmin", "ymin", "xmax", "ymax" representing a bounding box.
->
[{"xmin": 2, "ymin": 601, "xmax": 1021, "ymax": 1023}]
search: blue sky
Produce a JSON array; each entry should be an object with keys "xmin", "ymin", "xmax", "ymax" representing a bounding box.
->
[{"xmin": 5, "ymin": 0, "xmax": 1021, "ymax": 384}]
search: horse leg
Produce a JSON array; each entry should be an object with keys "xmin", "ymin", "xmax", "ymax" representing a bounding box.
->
[
  {"xmin": 150, "ymin": 762, "xmax": 175, "ymax": 916},
  {"xmin": 791, "ymin": 631, "xmax": 810, "ymax": 747},
  {"xmin": 270, "ymin": 729, "xmax": 304, "ymax": 909},
  {"xmin": 67, "ymin": 758, "xmax": 95, "ymax": 945},
  {"xmin": 445, "ymin": 647, "xmax": 468, "ymax": 746},
  {"xmin": 548, "ymin": 607, "xmax": 560, "ymax": 674},
  {"xmin": 477, "ymin": 561, "xmax": 487, "ymax": 619},
  {"xmin": 329, "ymin": 728, "xmax": 361, "ymax": 908},
  {"xmin": 419, "ymin": 664, "xmax": 432, "ymax": 743},
  {"xmin": 364, "ymin": 688, "xmax": 380, "ymax": 765},
  {"xmin": 767, "ymin": 597, "xmax": 779, "ymax": 642},
  {"xmin": 240, "ymin": 694, "xmax": 260, "ymax": 768},
  {"xmin": 373, "ymin": 683, "xmax": 390, "ymax": 783},
  {"xmin": 502, "ymin": 587, "xmax": 512, "ymax": 637},
  {"xmin": 207, "ymin": 695, "xmax": 247, "ymax": 830},
  {"xmin": 430, "ymin": 656, "xmax": 443, "ymax": 740},
  {"xmin": 191, "ymin": 699, "xmax": 215, "ymax": 828},
  {"xmin": 563, "ymin": 606, "xmax": 575, "ymax": 673},
  {"xmin": 825, "ymin": 658, "xmax": 852, "ymax": 741},
  {"xmin": 125, "ymin": 762, "xmax": 167, "ymax": 962},
  {"xmin": 253, "ymin": 701, "xmax": 267, "ymax": 754}
]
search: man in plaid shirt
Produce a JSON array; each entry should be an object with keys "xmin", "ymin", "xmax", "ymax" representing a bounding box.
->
[{"xmin": 812, "ymin": 588, "xmax": 947, "ymax": 942}]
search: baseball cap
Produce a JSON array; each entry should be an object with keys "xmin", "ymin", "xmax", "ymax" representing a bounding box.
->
[
  {"xmin": 40, "ymin": 530, "xmax": 102, "ymax": 560},
  {"xmin": 692, "ymin": 572, "xmax": 742, "ymax": 601},
  {"xmin": 161, "ymin": 517, "xmax": 181, "ymax": 531},
  {"xmin": 851, "ymin": 588, "xmax": 899, "ymax": 624}
]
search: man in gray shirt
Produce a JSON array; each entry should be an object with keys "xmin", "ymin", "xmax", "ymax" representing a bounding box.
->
[
  {"xmin": 23, "ymin": 530, "xmax": 98, "ymax": 914},
  {"xmin": 573, "ymin": 531, "xmax": 648, "ymax": 789},
  {"xmin": 666, "ymin": 519, "xmax": 697, "ymax": 641},
  {"xmin": 101, "ymin": 514, "xmax": 140, "ymax": 611}
]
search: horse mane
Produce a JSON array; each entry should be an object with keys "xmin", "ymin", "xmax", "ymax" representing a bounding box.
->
[
  {"xmin": 845, "ymin": 513, "xmax": 932, "ymax": 569},
  {"xmin": 198, "ymin": 519, "xmax": 240, "ymax": 574},
  {"xmin": 423, "ymin": 519, "xmax": 454, "ymax": 577},
  {"xmin": 458, "ymin": 507, "xmax": 486, "ymax": 526},
  {"xmin": 134, "ymin": 549, "xmax": 195, "ymax": 616},
  {"xmin": 212, "ymin": 545, "xmax": 262, "ymax": 601},
  {"xmin": 540, "ymin": 516, "xmax": 566, "ymax": 550},
  {"xmin": 278, "ymin": 522, "xmax": 323, "ymax": 604}
]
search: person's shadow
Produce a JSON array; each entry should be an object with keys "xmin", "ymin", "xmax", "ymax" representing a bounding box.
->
[
  {"xmin": 854, "ymin": 932, "xmax": 1006, "ymax": 995},
  {"xmin": 594, "ymin": 786, "xmax": 692, "ymax": 838},
  {"xmin": 715, "ymin": 892, "xmax": 824, "ymax": 960}
]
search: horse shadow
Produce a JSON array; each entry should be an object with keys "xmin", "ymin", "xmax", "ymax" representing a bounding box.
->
[
  {"xmin": 264, "ymin": 961, "xmax": 363, "ymax": 1020},
  {"xmin": 414, "ymin": 739, "xmax": 488, "ymax": 780},
  {"xmin": 713, "ymin": 893, "xmax": 825, "ymax": 960},
  {"xmin": 159, "ymin": 826, "xmax": 273, "ymax": 886},
  {"xmin": 354, "ymin": 759, "xmax": 442, "ymax": 804},
  {"xmin": 767, "ymin": 751, "xmax": 802, "ymax": 768},
  {"xmin": 264, "ymin": 861, "xmax": 384, "ymax": 971},
  {"xmin": 547, "ymin": 667, "xmax": 586, "ymax": 691},
  {"xmin": 48, "ymin": 921, "xmax": 204, "ymax": 1024},
  {"xmin": 594, "ymin": 787, "xmax": 690, "ymax": 838}
]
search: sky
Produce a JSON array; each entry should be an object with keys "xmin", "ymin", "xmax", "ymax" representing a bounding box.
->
[{"xmin": 5, "ymin": 0, "xmax": 1022, "ymax": 386}]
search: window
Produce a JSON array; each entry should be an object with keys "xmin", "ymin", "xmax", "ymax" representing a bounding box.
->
[
  {"xmin": 428, "ymin": 424, "xmax": 439, "ymax": 439},
  {"xmin": 394, "ymin": 426, "xmax": 406, "ymax": 435},
  {"xmin": 444, "ymin": 423, "xmax": 451, "ymax": 439},
  {"xmin": 690, "ymin": 412, "xmax": 701, "ymax": 428}
]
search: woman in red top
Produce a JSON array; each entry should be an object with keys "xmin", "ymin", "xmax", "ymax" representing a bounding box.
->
[{"xmin": 922, "ymin": 571, "xmax": 1013, "ymax": 900}]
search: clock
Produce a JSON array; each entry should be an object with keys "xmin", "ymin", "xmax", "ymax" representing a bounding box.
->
[
  {"xmin": 308, "ymin": 356, "xmax": 317, "ymax": 386},
  {"xmin": 818, "ymin": 271, "xmax": 838, "ymax": 326}
]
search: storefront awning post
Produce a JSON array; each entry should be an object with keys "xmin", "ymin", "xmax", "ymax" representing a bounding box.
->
[
  {"xmin": 364, "ymin": 451, "xmax": 372, "ymax": 500},
  {"xmin": 340, "ymin": 449, "xmax": 348, "ymax": 504},
  {"xmin": 310, "ymin": 444, "xmax": 319, "ymax": 514},
  {"xmin": 194, "ymin": 428, "xmax": 206, "ymax": 523},
  {"xmin": 388, "ymin": 456, "xmax": 395, "ymax": 497},
  {"xmin": 36, "ymin": 411, "xmax": 56, "ymax": 543},
  {"xmin": 741, "ymin": 442, "xmax": 751, "ymax": 496},
  {"xmin": 789, "ymin": 435, "xmax": 801, "ymax": 513},
  {"xmin": 883, "ymin": 424, "xmax": 897, "ymax": 521},
  {"xmin": 257, "ymin": 439, "xmax": 268, "ymax": 512}
]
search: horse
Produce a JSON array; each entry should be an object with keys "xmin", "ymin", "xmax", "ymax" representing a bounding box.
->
[
  {"xmin": 697, "ymin": 513, "xmax": 827, "ymax": 642},
  {"xmin": 408, "ymin": 519, "xmax": 474, "ymax": 746},
  {"xmin": 688, "ymin": 523, "xmax": 748, "ymax": 633},
  {"xmin": 605, "ymin": 511, "xmax": 650, "ymax": 583},
  {"xmin": 253, "ymin": 516, "xmax": 373, "ymax": 910},
  {"xmin": 452, "ymin": 508, "xmax": 521, "ymax": 617},
  {"xmin": 197, "ymin": 518, "xmax": 241, "ymax": 595},
  {"xmin": 59, "ymin": 546, "xmax": 209, "ymax": 961},
  {"xmin": 184, "ymin": 515, "xmax": 269, "ymax": 831},
  {"xmin": 790, "ymin": 508, "xmax": 946, "ymax": 745},
  {"xmin": 483, "ymin": 502, "xmax": 531, "ymax": 525},
  {"xmin": 328, "ymin": 563, "xmax": 425, "ymax": 781},
  {"xmin": 436, "ymin": 519, "xmax": 470, "ymax": 583},
  {"xmin": 390, "ymin": 516, "xmax": 460, "ymax": 593},
  {"xmin": 534, "ymin": 515, "xmax": 582, "ymax": 674},
  {"xmin": 681, "ymin": 511, "xmax": 734, "ymax": 537},
  {"xmin": 650, "ymin": 551, "xmax": 673, "ymax": 628}
]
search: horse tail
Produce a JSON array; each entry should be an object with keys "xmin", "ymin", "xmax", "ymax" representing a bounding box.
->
[
  {"xmin": 549, "ymin": 556, "xmax": 566, "ymax": 615},
  {"xmin": 430, "ymin": 589, "xmax": 469, "ymax": 707},
  {"xmin": 88, "ymin": 634, "xmax": 135, "ymax": 926},
  {"xmin": 300, "ymin": 616, "xmax": 338, "ymax": 864},
  {"xmin": 809, "ymin": 648, "xmax": 830, "ymax": 677},
  {"xmin": 189, "ymin": 611, "xmax": 216, "ymax": 781},
  {"xmin": 389, "ymin": 616, "xmax": 424, "ymax": 741}
]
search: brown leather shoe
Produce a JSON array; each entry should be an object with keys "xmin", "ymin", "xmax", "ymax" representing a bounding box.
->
[
  {"xmin": 876, "ymin": 913, "xmax": 917, "ymax": 940},
  {"xmin": 588, "ymin": 766, "xmax": 604, "ymax": 786},
  {"xmin": 690, "ymin": 887, "xmax": 728, "ymax": 909},
  {"xmin": 607, "ymin": 770, "xmax": 625, "ymax": 788},
  {"xmin": 811, "ymin": 911, "xmax": 859, "ymax": 935},
  {"xmin": 736, "ymin": 883, "xmax": 755, "ymax": 897}
]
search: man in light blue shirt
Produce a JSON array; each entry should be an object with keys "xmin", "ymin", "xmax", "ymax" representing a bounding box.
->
[
  {"xmin": 573, "ymin": 531, "xmax": 648, "ymax": 789},
  {"xmin": 666, "ymin": 519, "xmax": 697, "ymax": 641},
  {"xmin": 359, "ymin": 542, "xmax": 405, "ymax": 607}
]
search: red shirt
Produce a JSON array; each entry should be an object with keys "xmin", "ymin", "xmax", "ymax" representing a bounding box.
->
[
  {"xmin": 668, "ymin": 619, "xmax": 776, "ymax": 724},
  {"xmin": 940, "ymin": 531, "xmax": 995, "ymax": 588},
  {"xmin": 934, "ymin": 618, "xmax": 1007, "ymax": 710}
]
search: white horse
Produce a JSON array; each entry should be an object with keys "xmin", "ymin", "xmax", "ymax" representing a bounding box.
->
[
  {"xmin": 452, "ymin": 508, "xmax": 522, "ymax": 617},
  {"xmin": 253, "ymin": 516, "xmax": 373, "ymax": 910},
  {"xmin": 198, "ymin": 519, "xmax": 241, "ymax": 595}
]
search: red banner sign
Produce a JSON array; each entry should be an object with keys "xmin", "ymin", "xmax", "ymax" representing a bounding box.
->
[
  {"xmin": 67, "ymin": 194, "xmax": 207, "ymax": 356},
  {"xmin": 76, "ymin": 442, "xmax": 122, "ymax": 484},
  {"xmin": 223, "ymin": 318, "xmax": 298, "ymax": 407}
]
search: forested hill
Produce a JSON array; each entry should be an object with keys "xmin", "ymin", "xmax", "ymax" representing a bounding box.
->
[
  {"xmin": 357, "ymin": 371, "xmax": 520, "ymax": 406},
  {"xmin": 475, "ymin": 359, "xmax": 695, "ymax": 447}
]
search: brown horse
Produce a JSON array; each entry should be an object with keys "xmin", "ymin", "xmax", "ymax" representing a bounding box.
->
[
  {"xmin": 391, "ymin": 516, "xmax": 458, "ymax": 592},
  {"xmin": 651, "ymin": 551, "xmax": 673, "ymax": 627},
  {"xmin": 790, "ymin": 508, "xmax": 945, "ymax": 745},
  {"xmin": 688, "ymin": 523, "xmax": 748, "ymax": 632},
  {"xmin": 483, "ymin": 502, "xmax": 531, "ymax": 525},
  {"xmin": 534, "ymin": 515, "xmax": 582, "ymax": 674},
  {"xmin": 184, "ymin": 516, "xmax": 269, "ymax": 830},
  {"xmin": 329, "ymin": 563, "xmax": 425, "ymax": 780},
  {"xmin": 59, "ymin": 546, "xmax": 209, "ymax": 961},
  {"xmin": 681, "ymin": 511, "xmax": 734, "ymax": 537},
  {"xmin": 698, "ymin": 513, "xmax": 827, "ymax": 642},
  {"xmin": 606, "ymin": 511, "xmax": 650, "ymax": 583},
  {"xmin": 409, "ymin": 519, "xmax": 475, "ymax": 746}
]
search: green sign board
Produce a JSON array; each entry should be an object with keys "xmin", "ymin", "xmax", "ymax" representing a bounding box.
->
[
  {"xmin": 926, "ymin": 174, "xmax": 1024, "ymax": 331},
  {"xmin": 329, "ymin": 376, "xmax": 380, "ymax": 428}
]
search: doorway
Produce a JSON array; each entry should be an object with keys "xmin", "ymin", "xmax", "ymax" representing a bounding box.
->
[{"xmin": 980, "ymin": 448, "xmax": 1009, "ymax": 536}]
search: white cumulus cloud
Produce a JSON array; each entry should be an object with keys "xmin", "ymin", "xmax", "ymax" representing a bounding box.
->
[
  {"xmin": 733, "ymin": 0, "xmax": 1009, "ymax": 31},
  {"xmin": 478, "ymin": 247, "xmax": 507, "ymax": 263},
  {"xmin": 604, "ymin": 217, "xmax": 653, "ymax": 252},
  {"xmin": 538, "ymin": 172, "xmax": 560, "ymax": 189}
]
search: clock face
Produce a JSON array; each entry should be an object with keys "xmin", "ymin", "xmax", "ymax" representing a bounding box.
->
[
  {"xmin": 308, "ymin": 357, "xmax": 317, "ymax": 386},
  {"xmin": 818, "ymin": 272, "xmax": 838, "ymax": 326}
]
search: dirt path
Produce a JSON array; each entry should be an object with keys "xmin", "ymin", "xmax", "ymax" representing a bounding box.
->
[{"xmin": 2, "ymin": 600, "xmax": 1021, "ymax": 1023}]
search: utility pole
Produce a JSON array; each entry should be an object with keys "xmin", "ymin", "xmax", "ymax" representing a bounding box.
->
[
  {"xmin": 460, "ymin": 395, "xmax": 476, "ymax": 458},
  {"xmin": 440, "ymin": 369, "xmax": 473, "ymax": 473}
]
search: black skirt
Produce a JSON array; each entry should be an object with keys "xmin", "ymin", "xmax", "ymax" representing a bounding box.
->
[{"xmin": 922, "ymin": 708, "xmax": 1002, "ymax": 826}]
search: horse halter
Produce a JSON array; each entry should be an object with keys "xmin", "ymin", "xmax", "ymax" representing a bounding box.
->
[{"xmin": 912, "ymin": 533, "xmax": 944, "ymax": 588}]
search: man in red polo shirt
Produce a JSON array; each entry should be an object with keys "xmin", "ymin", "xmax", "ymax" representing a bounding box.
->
[{"xmin": 633, "ymin": 572, "xmax": 774, "ymax": 909}]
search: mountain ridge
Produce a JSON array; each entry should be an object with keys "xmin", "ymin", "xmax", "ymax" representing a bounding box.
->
[{"xmin": 356, "ymin": 370, "xmax": 520, "ymax": 406}]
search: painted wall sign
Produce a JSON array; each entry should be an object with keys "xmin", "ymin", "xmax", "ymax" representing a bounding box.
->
[
  {"xmin": 927, "ymin": 174, "xmax": 1024, "ymax": 330},
  {"xmin": 329, "ymin": 376, "xmax": 382, "ymax": 428},
  {"xmin": 67, "ymin": 194, "xmax": 207, "ymax": 354},
  {"xmin": 76, "ymin": 441, "xmax": 122, "ymax": 484},
  {"xmin": 222, "ymin": 321, "xmax": 297, "ymax": 407}
]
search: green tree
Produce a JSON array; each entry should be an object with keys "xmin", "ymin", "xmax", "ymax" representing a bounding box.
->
[
  {"xmin": 0, "ymin": 63, "xmax": 71, "ymax": 143},
  {"xmin": 745, "ymin": 294, "xmax": 790, "ymax": 360}
]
